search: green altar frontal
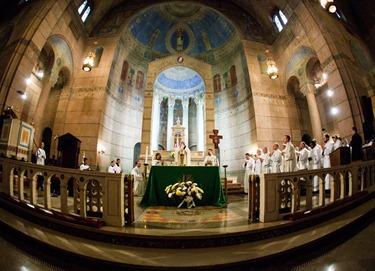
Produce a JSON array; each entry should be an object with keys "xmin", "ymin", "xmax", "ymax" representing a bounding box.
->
[{"xmin": 140, "ymin": 166, "xmax": 227, "ymax": 207}]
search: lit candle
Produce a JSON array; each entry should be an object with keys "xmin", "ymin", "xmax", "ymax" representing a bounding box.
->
[{"xmin": 145, "ymin": 146, "xmax": 148, "ymax": 164}]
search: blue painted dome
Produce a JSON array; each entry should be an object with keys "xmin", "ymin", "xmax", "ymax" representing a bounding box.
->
[
  {"xmin": 155, "ymin": 66, "xmax": 204, "ymax": 97},
  {"xmin": 128, "ymin": 3, "xmax": 236, "ymax": 56}
]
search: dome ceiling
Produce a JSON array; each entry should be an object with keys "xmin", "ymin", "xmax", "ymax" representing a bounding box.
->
[
  {"xmin": 128, "ymin": 3, "xmax": 236, "ymax": 56},
  {"xmin": 155, "ymin": 66, "xmax": 204, "ymax": 98}
]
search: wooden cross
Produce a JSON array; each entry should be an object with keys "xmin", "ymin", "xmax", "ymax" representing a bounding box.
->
[{"xmin": 209, "ymin": 129, "xmax": 223, "ymax": 149}]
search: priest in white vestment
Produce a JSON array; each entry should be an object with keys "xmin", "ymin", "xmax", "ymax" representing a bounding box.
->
[
  {"xmin": 254, "ymin": 148, "xmax": 263, "ymax": 175},
  {"xmin": 311, "ymin": 140, "xmax": 322, "ymax": 192},
  {"xmin": 261, "ymin": 147, "xmax": 271, "ymax": 173},
  {"xmin": 131, "ymin": 161, "xmax": 144, "ymax": 196},
  {"xmin": 323, "ymin": 133, "xmax": 334, "ymax": 190},
  {"xmin": 243, "ymin": 153, "xmax": 254, "ymax": 194},
  {"xmin": 204, "ymin": 149, "xmax": 219, "ymax": 166},
  {"xmin": 175, "ymin": 141, "xmax": 191, "ymax": 166},
  {"xmin": 297, "ymin": 142, "xmax": 309, "ymax": 170},
  {"xmin": 281, "ymin": 135, "xmax": 296, "ymax": 172},
  {"xmin": 270, "ymin": 143, "xmax": 282, "ymax": 173}
]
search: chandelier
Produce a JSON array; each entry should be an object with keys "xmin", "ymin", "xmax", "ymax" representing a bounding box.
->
[
  {"xmin": 267, "ymin": 58, "xmax": 279, "ymax": 79},
  {"xmin": 82, "ymin": 52, "xmax": 95, "ymax": 72},
  {"xmin": 320, "ymin": 0, "xmax": 337, "ymax": 14}
]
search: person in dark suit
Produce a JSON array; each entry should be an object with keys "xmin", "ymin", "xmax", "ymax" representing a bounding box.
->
[{"xmin": 350, "ymin": 127, "xmax": 363, "ymax": 161}]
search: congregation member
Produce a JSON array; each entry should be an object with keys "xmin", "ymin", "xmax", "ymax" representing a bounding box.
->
[
  {"xmin": 203, "ymin": 149, "xmax": 219, "ymax": 166},
  {"xmin": 253, "ymin": 148, "xmax": 263, "ymax": 175},
  {"xmin": 323, "ymin": 133, "xmax": 333, "ymax": 190},
  {"xmin": 243, "ymin": 153, "xmax": 254, "ymax": 194},
  {"xmin": 261, "ymin": 147, "xmax": 271, "ymax": 173},
  {"xmin": 350, "ymin": 126, "xmax": 363, "ymax": 162},
  {"xmin": 80, "ymin": 157, "xmax": 91, "ymax": 171},
  {"xmin": 114, "ymin": 158, "xmax": 123, "ymax": 173},
  {"xmin": 297, "ymin": 142, "xmax": 309, "ymax": 170},
  {"xmin": 152, "ymin": 152, "xmax": 164, "ymax": 166},
  {"xmin": 131, "ymin": 161, "xmax": 144, "ymax": 196},
  {"xmin": 281, "ymin": 135, "xmax": 296, "ymax": 172},
  {"xmin": 270, "ymin": 143, "xmax": 282, "ymax": 173},
  {"xmin": 175, "ymin": 141, "xmax": 191, "ymax": 166},
  {"xmin": 108, "ymin": 160, "xmax": 116, "ymax": 173}
]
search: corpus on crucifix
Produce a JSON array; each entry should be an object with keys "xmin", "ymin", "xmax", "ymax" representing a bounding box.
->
[{"xmin": 209, "ymin": 129, "xmax": 223, "ymax": 149}]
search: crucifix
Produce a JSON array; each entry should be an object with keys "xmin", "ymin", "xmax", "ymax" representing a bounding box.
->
[{"xmin": 209, "ymin": 129, "xmax": 223, "ymax": 149}]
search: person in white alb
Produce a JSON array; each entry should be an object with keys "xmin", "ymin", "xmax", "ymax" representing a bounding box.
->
[
  {"xmin": 131, "ymin": 161, "xmax": 144, "ymax": 196},
  {"xmin": 114, "ymin": 158, "xmax": 123, "ymax": 173},
  {"xmin": 108, "ymin": 160, "xmax": 116, "ymax": 173},
  {"xmin": 36, "ymin": 142, "xmax": 46, "ymax": 191},
  {"xmin": 270, "ymin": 143, "xmax": 282, "ymax": 173},
  {"xmin": 332, "ymin": 134, "xmax": 342, "ymax": 151},
  {"xmin": 152, "ymin": 152, "xmax": 164, "ymax": 166},
  {"xmin": 281, "ymin": 135, "xmax": 296, "ymax": 172},
  {"xmin": 243, "ymin": 153, "xmax": 254, "ymax": 194},
  {"xmin": 323, "ymin": 133, "xmax": 333, "ymax": 190},
  {"xmin": 174, "ymin": 141, "xmax": 191, "ymax": 166},
  {"xmin": 261, "ymin": 147, "xmax": 271, "ymax": 173},
  {"xmin": 204, "ymin": 149, "xmax": 219, "ymax": 166},
  {"xmin": 80, "ymin": 157, "xmax": 91, "ymax": 171},
  {"xmin": 297, "ymin": 142, "xmax": 309, "ymax": 170},
  {"xmin": 310, "ymin": 140, "xmax": 322, "ymax": 192},
  {"xmin": 253, "ymin": 148, "xmax": 263, "ymax": 175}
]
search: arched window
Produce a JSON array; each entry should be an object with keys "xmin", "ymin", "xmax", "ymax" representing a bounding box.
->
[
  {"xmin": 120, "ymin": 61, "xmax": 129, "ymax": 82},
  {"xmin": 214, "ymin": 74, "xmax": 221, "ymax": 93},
  {"xmin": 272, "ymin": 9, "xmax": 288, "ymax": 32},
  {"xmin": 230, "ymin": 65, "xmax": 237, "ymax": 86},
  {"xmin": 77, "ymin": 0, "xmax": 92, "ymax": 22}
]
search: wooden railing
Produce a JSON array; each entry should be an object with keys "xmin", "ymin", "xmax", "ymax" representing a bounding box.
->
[
  {"xmin": 248, "ymin": 160, "xmax": 375, "ymax": 222},
  {"xmin": 0, "ymin": 157, "xmax": 134, "ymax": 227}
]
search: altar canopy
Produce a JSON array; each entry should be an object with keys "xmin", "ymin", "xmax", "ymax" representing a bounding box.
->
[{"xmin": 140, "ymin": 166, "xmax": 226, "ymax": 207}]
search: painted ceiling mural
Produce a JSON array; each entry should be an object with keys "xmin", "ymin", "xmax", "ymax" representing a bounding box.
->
[{"xmin": 128, "ymin": 3, "xmax": 236, "ymax": 57}]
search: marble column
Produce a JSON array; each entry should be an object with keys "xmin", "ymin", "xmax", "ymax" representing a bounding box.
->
[
  {"xmin": 302, "ymin": 83, "xmax": 323, "ymax": 144},
  {"xmin": 195, "ymin": 96, "xmax": 204, "ymax": 151},
  {"xmin": 167, "ymin": 97, "xmax": 175, "ymax": 150},
  {"xmin": 182, "ymin": 99, "xmax": 189, "ymax": 146},
  {"xmin": 151, "ymin": 92, "xmax": 160, "ymax": 151}
]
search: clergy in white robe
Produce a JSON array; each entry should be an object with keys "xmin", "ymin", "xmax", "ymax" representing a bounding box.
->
[
  {"xmin": 131, "ymin": 161, "xmax": 144, "ymax": 196},
  {"xmin": 323, "ymin": 134, "xmax": 334, "ymax": 190},
  {"xmin": 204, "ymin": 149, "xmax": 219, "ymax": 166},
  {"xmin": 174, "ymin": 141, "xmax": 191, "ymax": 166},
  {"xmin": 311, "ymin": 140, "xmax": 322, "ymax": 192},
  {"xmin": 270, "ymin": 143, "xmax": 282, "ymax": 173},
  {"xmin": 297, "ymin": 142, "xmax": 309, "ymax": 170},
  {"xmin": 261, "ymin": 147, "xmax": 271, "ymax": 173},
  {"xmin": 243, "ymin": 153, "xmax": 254, "ymax": 194},
  {"xmin": 253, "ymin": 148, "xmax": 263, "ymax": 175},
  {"xmin": 281, "ymin": 135, "xmax": 297, "ymax": 172}
]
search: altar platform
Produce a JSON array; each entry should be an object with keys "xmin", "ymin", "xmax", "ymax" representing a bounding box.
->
[{"xmin": 0, "ymin": 192, "xmax": 373, "ymax": 270}]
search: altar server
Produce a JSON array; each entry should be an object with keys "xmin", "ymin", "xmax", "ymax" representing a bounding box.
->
[{"xmin": 204, "ymin": 149, "xmax": 219, "ymax": 166}]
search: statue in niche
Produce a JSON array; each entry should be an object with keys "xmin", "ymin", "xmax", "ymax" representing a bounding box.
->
[
  {"xmin": 176, "ymin": 28, "xmax": 184, "ymax": 51},
  {"xmin": 202, "ymin": 32, "xmax": 212, "ymax": 51}
]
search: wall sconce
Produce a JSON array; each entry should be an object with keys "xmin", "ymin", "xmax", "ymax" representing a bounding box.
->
[
  {"xmin": 98, "ymin": 150, "xmax": 105, "ymax": 154},
  {"xmin": 82, "ymin": 52, "xmax": 95, "ymax": 72},
  {"xmin": 266, "ymin": 58, "xmax": 279, "ymax": 79},
  {"xmin": 320, "ymin": 0, "xmax": 337, "ymax": 14},
  {"xmin": 36, "ymin": 69, "xmax": 44, "ymax": 78},
  {"xmin": 17, "ymin": 90, "xmax": 27, "ymax": 100}
]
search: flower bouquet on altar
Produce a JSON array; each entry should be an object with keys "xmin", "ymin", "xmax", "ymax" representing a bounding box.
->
[
  {"xmin": 169, "ymin": 151, "xmax": 175, "ymax": 159},
  {"xmin": 165, "ymin": 175, "xmax": 204, "ymax": 208}
]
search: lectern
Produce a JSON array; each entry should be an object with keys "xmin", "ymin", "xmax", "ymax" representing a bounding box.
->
[{"xmin": 330, "ymin": 147, "xmax": 350, "ymax": 166}]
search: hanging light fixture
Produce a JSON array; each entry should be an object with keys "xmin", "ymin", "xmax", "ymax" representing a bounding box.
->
[
  {"xmin": 82, "ymin": 52, "xmax": 95, "ymax": 72},
  {"xmin": 267, "ymin": 58, "xmax": 279, "ymax": 79},
  {"xmin": 17, "ymin": 90, "xmax": 27, "ymax": 100},
  {"xmin": 320, "ymin": 0, "xmax": 337, "ymax": 14}
]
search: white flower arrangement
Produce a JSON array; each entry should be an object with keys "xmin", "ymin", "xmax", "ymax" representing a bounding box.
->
[
  {"xmin": 169, "ymin": 151, "xmax": 175, "ymax": 159},
  {"xmin": 165, "ymin": 176, "xmax": 204, "ymax": 208}
]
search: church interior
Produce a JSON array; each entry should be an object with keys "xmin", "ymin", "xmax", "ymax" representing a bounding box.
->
[{"xmin": 0, "ymin": 0, "xmax": 374, "ymax": 270}]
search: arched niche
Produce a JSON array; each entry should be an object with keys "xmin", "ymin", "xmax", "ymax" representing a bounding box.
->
[{"xmin": 141, "ymin": 55, "xmax": 213, "ymax": 154}]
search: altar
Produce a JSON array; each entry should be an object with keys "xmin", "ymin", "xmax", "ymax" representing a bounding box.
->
[{"xmin": 140, "ymin": 166, "xmax": 227, "ymax": 207}]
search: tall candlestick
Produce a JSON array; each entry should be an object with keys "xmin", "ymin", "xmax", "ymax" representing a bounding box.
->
[
  {"xmin": 145, "ymin": 146, "xmax": 148, "ymax": 164},
  {"xmin": 223, "ymin": 148, "xmax": 226, "ymax": 165}
]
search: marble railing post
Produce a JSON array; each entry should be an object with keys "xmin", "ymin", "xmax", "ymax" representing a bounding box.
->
[{"xmin": 167, "ymin": 98, "xmax": 175, "ymax": 150}]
